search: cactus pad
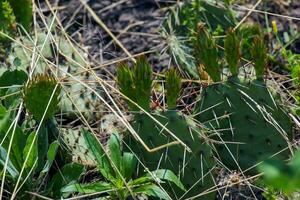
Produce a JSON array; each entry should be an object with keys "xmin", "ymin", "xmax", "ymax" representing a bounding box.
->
[
  {"xmin": 8, "ymin": 30, "xmax": 105, "ymax": 121},
  {"xmin": 125, "ymin": 111, "xmax": 216, "ymax": 199},
  {"xmin": 195, "ymin": 77, "xmax": 293, "ymax": 174},
  {"xmin": 23, "ymin": 74, "xmax": 61, "ymax": 121},
  {"xmin": 60, "ymin": 128, "xmax": 96, "ymax": 166}
]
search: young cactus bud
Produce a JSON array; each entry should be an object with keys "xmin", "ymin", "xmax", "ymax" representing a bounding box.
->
[
  {"xmin": 132, "ymin": 56, "xmax": 152, "ymax": 111},
  {"xmin": 194, "ymin": 23, "xmax": 220, "ymax": 82},
  {"xmin": 165, "ymin": 69, "xmax": 181, "ymax": 109},
  {"xmin": 117, "ymin": 62, "xmax": 136, "ymax": 110},
  {"xmin": 117, "ymin": 56, "xmax": 153, "ymax": 112},
  {"xmin": 23, "ymin": 74, "xmax": 61, "ymax": 122},
  {"xmin": 225, "ymin": 28, "xmax": 240, "ymax": 76},
  {"xmin": 251, "ymin": 36, "xmax": 267, "ymax": 80}
]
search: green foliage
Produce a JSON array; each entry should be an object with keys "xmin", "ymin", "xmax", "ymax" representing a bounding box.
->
[
  {"xmin": 62, "ymin": 132, "xmax": 184, "ymax": 200},
  {"xmin": 0, "ymin": 102, "xmax": 78, "ymax": 198},
  {"xmin": 0, "ymin": 69, "xmax": 28, "ymax": 108},
  {"xmin": 163, "ymin": 0, "xmax": 236, "ymax": 78},
  {"xmin": 165, "ymin": 0, "xmax": 236, "ymax": 37},
  {"xmin": 225, "ymin": 28, "xmax": 240, "ymax": 76},
  {"xmin": 23, "ymin": 74, "xmax": 61, "ymax": 122},
  {"xmin": 117, "ymin": 56, "xmax": 152, "ymax": 111},
  {"xmin": 47, "ymin": 163, "xmax": 85, "ymax": 198},
  {"xmin": 165, "ymin": 69, "xmax": 181, "ymax": 109},
  {"xmin": 259, "ymin": 150, "xmax": 300, "ymax": 196},
  {"xmin": 194, "ymin": 23, "xmax": 220, "ymax": 82}
]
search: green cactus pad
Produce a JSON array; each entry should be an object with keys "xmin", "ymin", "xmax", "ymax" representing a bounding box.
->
[
  {"xmin": 194, "ymin": 77, "xmax": 293, "ymax": 174},
  {"xmin": 124, "ymin": 111, "xmax": 216, "ymax": 199},
  {"xmin": 8, "ymin": 30, "xmax": 105, "ymax": 121},
  {"xmin": 23, "ymin": 74, "xmax": 61, "ymax": 122},
  {"xmin": 60, "ymin": 128, "xmax": 96, "ymax": 166}
]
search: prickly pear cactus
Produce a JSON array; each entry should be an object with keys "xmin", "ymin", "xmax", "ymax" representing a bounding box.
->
[
  {"xmin": 194, "ymin": 26, "xmax": 293, "ymax": 174},
  {"xmin": 117, "ymin": 57, "xmax": 216, "ymax": 199},
  {"xmin": 60, "ymin": 128, "xmax": 97, "ymax": 166},
  {"xmin": 60, "ymin": 114, "xmax": 131, "ymax": 166},
  {"xmin": 7, "ymin": 30, "xmax": 104, "ymax": 121},
  {"xmin": 23, "ymin": 74, "xmax": 61, "ymax": 122}
]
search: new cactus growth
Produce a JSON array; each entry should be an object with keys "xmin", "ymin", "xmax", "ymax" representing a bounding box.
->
[
  {"xmin": 117, "ymin": 56, "xmax": 152, "ymax": 111},
  {"xmin": 251, "ymin": 36, "xmax": 267, "ymax": 79},
  {"xmin": 194, "ymin": 23, "xmax": 220, "ymax": 82},
  {"xmin": 194, "ymin": 27, "xmax": 293, "ymax": 174},
  {"xmin": 224, "ymin": 28, "xmax": 240, "ymax": 76},
  {"xmin": 165, "ymin": 69, "xmax": 181, "ymax": 109},
  {"xmin": 117, "ymin": 59, "xmax": 216, "ymax": 199},
  {"xmin": 23, "ymin": 74, "xmax": 61, "ymax": 122}
]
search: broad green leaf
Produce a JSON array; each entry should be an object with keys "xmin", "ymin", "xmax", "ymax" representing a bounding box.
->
[
  {"xmin": 259, "ymin": 159, "xmax": 294, "ymax": 193},
  {"xmin": 49, "ymin": 163, "xmax": 85, "ymax": 198},
  {"xmin": 82, "ymin": 129, "xmax": 114, "ymax": 180},
  {"xmin": 129, "ymin": 176, "xmax": 152, "ymax": 187},
  {"xmin": 41, "ymin": 140, "xmax": 59, "ymax": 174},
  {"xmin": 37, "ymin": 124, "xmax": 49, "ymax": 171},
  {"xmin": 148, "ymin": 169, "xmax": 186, "ymax": 191},
  {"xmin": 133, "ymin": 184, "xmax": 171, "ymax": 200},
  {"xmin": 22, "ymin": 132, "xmax": 37, "ymax": 173},
  {"xmin": 0, "ymin": 104, "xmax": 11, "ymax": 133},
  {"xmin": 0, "ymin": 106, "xmax": 27, "ymax": 172},
  {"xmin": 122, "ymin": 152, "xmax": 136, "ymax": 180},
  {"xmin": 108, "ymin": 133, "xmax": 122, "ymax": 174},
  {"xmin": 61, "ymin": 182, "xmax": 112, "ymax": 194},
  {"xmin": 0, "ymin": 70, "xmax": 28, "ymax": 97},
  {"xmin": 3, "ymin": 87, "xmax": 22, "ymax": 109},
  {"xmin": 0, "ymin": 145, "xmax": 19, "ymax": 179}
]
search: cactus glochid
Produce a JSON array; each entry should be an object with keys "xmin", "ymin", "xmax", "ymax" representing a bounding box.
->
[
  {"xmin": 194, "ymin": 27, "xmax": 293, "ymax": 174},
  {"xmin": 117, "ymin": 58, "xmax": 216, "ymax": 199}
]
